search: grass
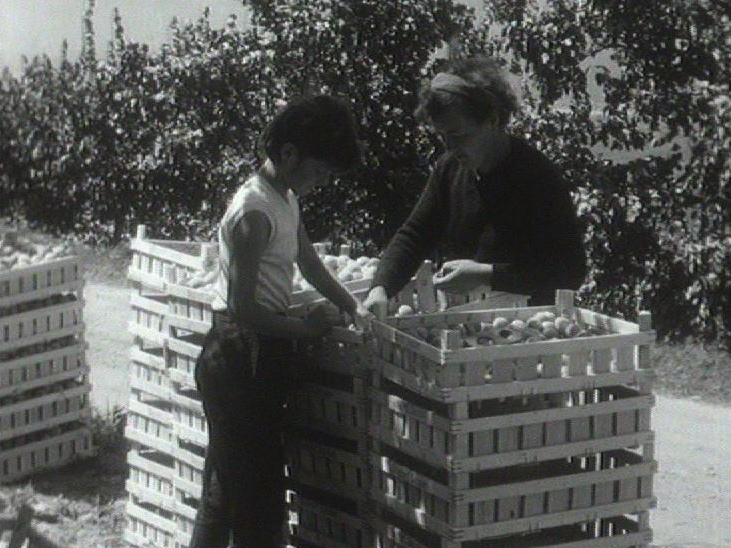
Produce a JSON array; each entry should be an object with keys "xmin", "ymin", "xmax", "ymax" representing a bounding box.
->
[{"xmin": 653, "ymin": 342, "xmax": 731, "ymax": 406}]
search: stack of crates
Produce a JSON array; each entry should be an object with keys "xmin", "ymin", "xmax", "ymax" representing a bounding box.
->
[
  {"xmin": 286, "ymin": 326, "xmax": 373, "ymax": 548},
  {"xmin": 0, "ymin": 251, "xmax": 93, "ymax": 484},
  {"xmin": 284, "ymin": 259, "xmax": 528, "ymax": 548},
  {"xmin": 162, "ymin": 241, "xmax": 376, "ymax": 548},
  {"xmin": 124, "ymin": 225, "xmax": 216, "ymax": 548},
  {"xmin": 367, "ymin": 290, "xmax": 656, "ymax": 548},
  {"xmin": 163, "ymin": 275, "xmax": 214, "ymax": 548},
  {"xmin": 122, "ymin": 225, "xmax": 537, "ymax": 548},
  {"xmin": 125, "ymin": 228, "xmax": 376, "ymax": 548}
]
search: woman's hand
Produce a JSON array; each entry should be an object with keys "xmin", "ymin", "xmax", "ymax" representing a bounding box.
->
[
  {"xmin": 433, "ymin": 260, "xmax": 493, "ymax": 292},
  {"xmin": 363, "ymin": 285, "xmax": 388, "ymax": 320}
]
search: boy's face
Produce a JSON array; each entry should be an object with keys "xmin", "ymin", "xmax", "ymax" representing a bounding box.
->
[{"xmin": 289, "ymin": 155, "xmax": 335, "ymax": 195}]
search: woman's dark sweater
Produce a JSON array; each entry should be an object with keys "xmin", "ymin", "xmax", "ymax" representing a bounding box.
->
[{"xmin": 372, "ymin": 136, "xmax": 586, "ymax": 305}]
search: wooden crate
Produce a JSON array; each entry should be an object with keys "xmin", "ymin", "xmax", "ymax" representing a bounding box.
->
[
  {"xmin": 172, "ymin": 499, "xmax": 198, "ymax": 548},
  {"xmin": 128, "ymin": 225, "xmax": 217, "ymax": 292},
  {"xmin": 0, "ymin": 341, "xmax": 88, "ymax": 399},
  {"xmin": 170, "ymin": 385, "xmax": 208, "ymax": 449},
  {"xmin": 288, "ymin": 490, "xmax": 372, "ymax": 548},
  {"xmin": 366, "ymin": 290, "xmax": 656, "ymax": 543},
  {"xmin": 369, "ymin": 378, "xmax": 654, "ymax": 472},
  {"xmin": 173, "ymin": 437, "xmax": 206, "ymax": 497},
  {"xmin": 0, "ymin": 382, "xmax": 91, "ymax": 444},
  {"xmin": 165, "ymin": 332, "xmax": 204, "ymax": 387},
  {"xmin": 370, "ymin": 292, "xmax": 655, "ymax": 403},
  {"xmin": 129, "ymin": 346, "xmax": 169, "ymax": 401},
  {"xmin": 173, "ymin": 456, "xmax": 203, "ymax": 501},
  {"xmin": 371, "ymin": 442, "xmax": 655, "ymax": 539},
  {"xmin": 126, "ymin": 449, "xmax": 176, "ymax": 514},
  {"xmin": 286, "ymin": 427, "xmax": 370, "ymax": 503},
  {"xmin": 129, "ymin": 292, "xmax": 170, "ymax": 347},
  {"xmin": 288, "ymin": 327, "xmax": 370, "ymax": 442},
  {"xmin": 0, "ymin": 425, "xmax": 93, "ymax": 484},
  {"xmin": 288, "ymin": 380, "xmax": 369, "ymax": 444},
  {"xmin": 0, "ymin": 256, "xmax": 82, "ymax": 307},
  {"xmin": 372, "ymin": 506, "xmax": 652, "ymax": 548},
  {"xmin": 1, "ymin": 297, "xmax": 83, "ymax": 355},
  {"xmin": 125, "ymin": 397, "xmax": 175, "ymax": 455},
  {"xmin": 124, "ymin": 498, "xmax": 176, "ymax": 548}
]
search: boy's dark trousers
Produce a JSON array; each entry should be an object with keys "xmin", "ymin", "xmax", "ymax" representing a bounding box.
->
[{"xmin": 189, "ymin": 311, "xmax": 294, "ymax": 548}]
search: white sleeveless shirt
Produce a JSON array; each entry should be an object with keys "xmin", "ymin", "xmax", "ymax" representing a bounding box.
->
[{"xmin": 211, "ymin": 175, "xmax": 300, "ymax": 314}]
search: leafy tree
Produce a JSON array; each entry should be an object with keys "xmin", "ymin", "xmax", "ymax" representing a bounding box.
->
[
  {"xmin": 232, "ymin": 0, "xmax": 475, "ymax": 252},
  {"xmin": 456, "ymin": 0, "xmax": 730, "ymax": 341},
  {"xmin": 0, "ymin": 0, "xmax": 728, "ymax": 342}
]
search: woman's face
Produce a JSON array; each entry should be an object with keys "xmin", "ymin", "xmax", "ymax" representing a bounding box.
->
[{"xmin": 431, "ymin": 106, "xmax": 500, "ymax": 171}]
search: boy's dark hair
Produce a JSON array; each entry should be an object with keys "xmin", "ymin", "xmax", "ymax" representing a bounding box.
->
[
  {"xmin": 416, "ymin": 56, "xmax": 518, "ymax": 127},
  {"xmin": 260, "ymin": 95, "xmax": 362, "ymax": 173}
]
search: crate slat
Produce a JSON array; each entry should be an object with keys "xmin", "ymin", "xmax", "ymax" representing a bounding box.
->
[{"xmin": 0, "ymin": 426, "xmax": 93, "ymax": 484}]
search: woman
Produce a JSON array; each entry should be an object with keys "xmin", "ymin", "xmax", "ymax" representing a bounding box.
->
[{"xmin": 364, "ymin": 56, "xmax": 586, "ymax": 313}]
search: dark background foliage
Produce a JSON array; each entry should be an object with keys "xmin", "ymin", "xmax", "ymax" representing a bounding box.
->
[{"xmin": 0, "ymin": 0, "xmax": 728, "ymax": 342}]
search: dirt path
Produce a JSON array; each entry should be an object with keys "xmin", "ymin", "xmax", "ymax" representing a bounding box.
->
[
  {"xmin": 653, "ymin": 397, "xmax": 731, "ymax": 547},
  {"xmin": 83, "ymin": 282, "xmax": 130, "ymax": 413},
  {"xmin": 82, "ymin": 281, "xmax": 731, "ymax": 547}
]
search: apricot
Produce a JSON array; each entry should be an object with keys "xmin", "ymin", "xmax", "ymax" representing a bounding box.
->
[{"xmin": 492, "ymin": 317, "xmax": 510, "ymax": 330}]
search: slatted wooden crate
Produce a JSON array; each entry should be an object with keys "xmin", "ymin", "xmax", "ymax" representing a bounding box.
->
[
  {"xmin": 0, "ymin": 256, "xmax": 82, "ymax": 307},
  {"xmin": 288, "ymin": 488, "xmax": 373, "ymax": 548},
  {"xmin": 164, "ymin": 332, "xmax": 204, "ymax": 390},
  {"xmin": 0, "ymin": 251, "xmax": 93, "ymax": 485},
  {"xmin": 124, "ymin": 498, "xmax": 177, "ymax": 548},
  {"xmin": 369, "ymin": 378, "xmax": 655, "ymax": 472},
  {"xmin": 0, "ymin": 341, "xmax": 88, "ymax": 399},
  {"xmin": 369, "ymin": 292, "xmax": 655, "ymax": 404},
  {"xmin": 170, "ymin": 384, "xmax": 208, "ymax": 449},
  {"xmin": 366, "ymin": 290, "xmax": 656, "ymax": 544},
  {"xmin": 0, "ymin": 425, "xmax": 93, "ymax": 483},
  {"xmin": 129, "ymin": 292, "xmax": 170, "ymax": 348},
  {"xmin": 1, "ymin": 296, "xmax": 84, "ymax": 354},
  {"xmin": 126, "ymin": 449, "xmax": 176, "ymax": 514},
  {"xmin": 130, "ymin": 346, "xmax": 169, "ymax": 401},
  {"xmin": 125, "ymin": 397, "xmax": 175, "ymax": 456},
  {"xmin": 373, "ymin": 506, "xmax": 652, "ymax": 548},
  {"xmin": 371, "ymin": 443, "xmax": 655, "ymax": 539},
  {"xmin": 289, "ymin": 327, "xmax": 370, "ymax": 443},
  {"xmin": 128, "ymin": 225, "xmax": 217, "ymax": 292},
  {"xmin": 0, "ymin": 383, "xmax": 91, "ymax": 444},
  {"xmin": 172, "ymin": 497, "xmax": 198, "ymax": 548},
  {"xmin": 173, "ymin": 438, "xmax": 206, "ymax": 495},
  {"xmin": 286, "ymin": 426, "xmax": 370, "ymax": 502}
]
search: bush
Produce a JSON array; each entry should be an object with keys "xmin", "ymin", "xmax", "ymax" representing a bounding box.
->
[{"xmin": 0, "ymin": 0, "xmax": 728, "ymax": 343}]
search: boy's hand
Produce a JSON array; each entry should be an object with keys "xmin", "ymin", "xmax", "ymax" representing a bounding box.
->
[
  {"xmin": 304, "ymin": 303, "xmax": 343, "ymax": 336},
  {"xmin": 363, "ymin": 286, "xmax": 388, "ymax": 320},
  {"xmin": 350, "ymin": 300, "xmax": 376, "ymax": 332},
  {"xmin": 433, "ymin": 260, "xmax": 493, "ymax": 292}
]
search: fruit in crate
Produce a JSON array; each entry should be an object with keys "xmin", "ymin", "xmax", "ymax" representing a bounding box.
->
[
  {"xmin": 293, "ymin": 248, "xmax": 378, "ymax": 289},
  {"xmin": 454, "ymin": 311, "xmax": 607, "ymax": 347},
  {"xmin": 0, "ymin": 233, "xmax": 74, "ymax": 272}
]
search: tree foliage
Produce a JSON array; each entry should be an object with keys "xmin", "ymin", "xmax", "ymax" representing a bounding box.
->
[{"xmin": 0, "ymin": 0, "xmax": 728, "ymax": 342}]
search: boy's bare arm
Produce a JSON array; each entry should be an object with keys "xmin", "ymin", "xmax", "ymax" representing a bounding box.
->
[
  {"xmin": 230, "ymin": 212, "xmax": 332, "ymax": 338},
  {"xmin": 296, "ymin": 221, "xmax": 358, "ymax": 316}
]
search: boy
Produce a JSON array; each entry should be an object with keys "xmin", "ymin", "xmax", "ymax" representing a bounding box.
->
[{"xmin": 190, "ymin": 95, "xmax": 371, "ymax": 548}]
